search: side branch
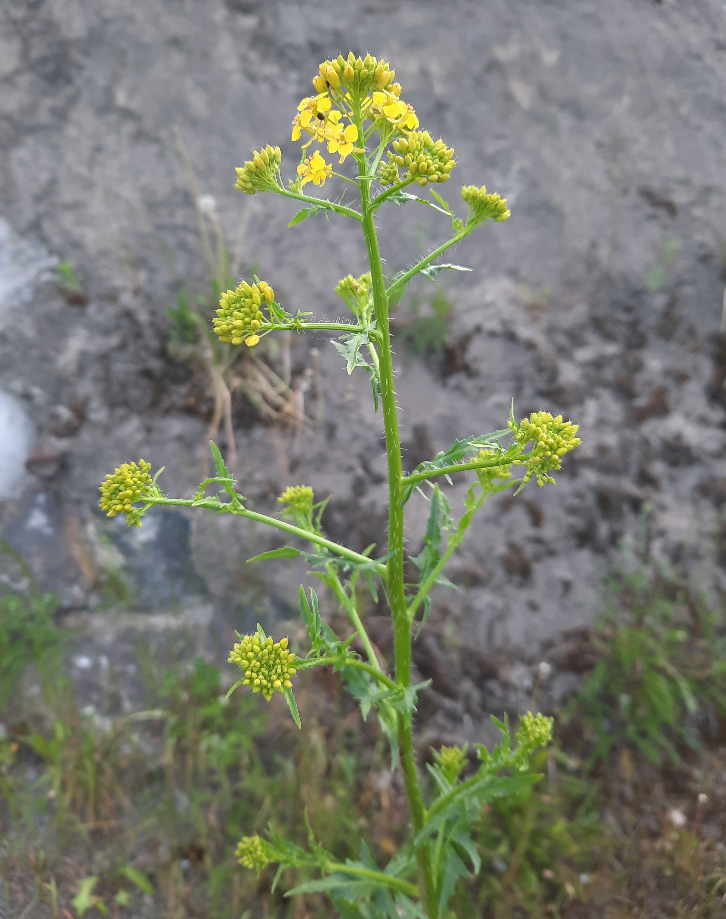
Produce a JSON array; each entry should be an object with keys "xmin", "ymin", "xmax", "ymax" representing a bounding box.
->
[
  {"xmin": 401, "ymin": 453, "xmax": 517, "ymax": 490},
  {"xmin": 274, "ymin": 186, "xmax": 363, "ymax": 222},
  {"xmin": 386, "ymin": 232, "xmax": 465, "ymax": 301},
  {"xmin": 144, "ymin": 496, "xmax": 387, "ymax": 577},
  {"xmin": 294, "ymin": 656, "xmax": 398, "ymax": 692}
]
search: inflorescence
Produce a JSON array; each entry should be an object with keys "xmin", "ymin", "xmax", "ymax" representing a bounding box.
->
[
  {"xmin": 236, "ymin": 836, "xmax": 273, "ymax": 873},
  {"xmin": 509, "ymin": 412, "xmax": 581, "ymax": 487},
  {"xmin": 228, "ymin": 634, "xmax": 297, "ymax": 702},
  {"xmin": 461, "ymin": 184, "xmax": 511, "ymax": 227},
  {"xmin": 235, "ymin": 145, "xmax": 282, "ymax": 195},
  {"xmin": 213, "ymin": 279, "xmax": 275, "ymax": 347},
  {"xmin": 99, "ymin": 460, "xmax": 152, "ymax": 528},
  {"xmin": 381, "ymin": 132, "xmax": 456, "ymax": 187}
]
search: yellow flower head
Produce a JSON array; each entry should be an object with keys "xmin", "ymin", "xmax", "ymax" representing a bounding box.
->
[
  {"xmin": 236, "ymin": 836, "xmax": 272, "ymax": 874},
  {"xmin": 291, "ymin": 93, "xmax": 332, "ymax": 144},
  {"xmin": 213, "ymin": 279, "xmax": 273, "ymax": 346},
  {"xmin": 99, "ymin": 460, "xmax": 152, "ymax": 528},
  {"xmin": 297, "ymin": 150, "xmax": 332, "ymax": 187},
  {"xmin": 370, "ymin": 91, "xmax": 419, "ymax": 133},
  {"xmin": 325, "ymin": 122, "xmax": 360, "ymax": 162},
  {"xmin": 316, "ymin": 53, "xmax": 396, "ymax": 98},
  {"xmin": 508, "ymin": 411, "xmax": 581, "ymax": 487},
  {"xmin": 228, "ymin": 634, "xmax": 297, "ymax": 702}
]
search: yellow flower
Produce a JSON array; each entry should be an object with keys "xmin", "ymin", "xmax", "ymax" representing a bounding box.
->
[
  {"xmin": 326, "ymin": 122, "xmax": 360, "ymax": 162},
  {"xmin": 297, "ymin": 150, "xmax": 332, "ymax": 187},
  {"xmin": 291, "ymin": 94, "xmax": 332, "ymax": 143},
  {"xmin": 245, "ymin": 334, "xmax": 260, "ymax": 347},
  {"xmin": 371, "ymin": 91, "xmax": 419, "ymax": 132}
]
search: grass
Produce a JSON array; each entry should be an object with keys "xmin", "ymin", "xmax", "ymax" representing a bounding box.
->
[{"xmin": 0, "ymin": 556, "xmax": 724, "ymax": 918}]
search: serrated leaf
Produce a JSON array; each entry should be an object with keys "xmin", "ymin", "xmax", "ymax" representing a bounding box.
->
[
  {"xmin": 247, "ymin": 546, "xmax": 302, "ymax": 564},
  {"xmin": 209, "ymin": 441, "xmax": 229, "ymax": 479},
  {"xmin": 286, "ymin": 874, "xmax": 374, "ymax": 899},
  {"xmin": 420, "ymin": 263, "xmax": 472, "ymax": 281},
  {"xmin": 284, "ymin": 688, "xmax": 301, "ymax": 729},
  {"xmin": 289, "ymin": 204, "xmax": 326, "ymax": 227}
]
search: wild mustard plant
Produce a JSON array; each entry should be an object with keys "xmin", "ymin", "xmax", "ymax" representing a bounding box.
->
[{"xmin": 100, "ymin": 51, "xmax": 580, "ymax": 918}]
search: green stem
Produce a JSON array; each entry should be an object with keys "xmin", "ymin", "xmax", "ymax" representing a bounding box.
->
[
  {"xmin": 352, "ymin": 104, "xmax": 439, "ymax": 919},
  {"xmin": 401, "ymin": 453, "xmax": 517, "ymax": 490},
  {"xmin": 319, "ymin": 862, "xmax": 419, "ymax": 899},
  {"xmin": 143, "ymin": 496, "xmax": 387, "ymax": 577},
  {"xmin": 294, "ymin": 656, "xmax": 397, "ymax": 692},
  {"xmin": 326, "ymin": 565, "xmax": 382, "ymax": 672},
  {"xmin": 274, "ymin": 186, "xmax": 362, "ymax": 222},
  {"xmin": 386, "ymin": 232, "xmax": 466, "ymax": 301},
  {"xmin": 407, "ymin": 486, "xmax": 492, "ymax": 624},
  {"xmin": 272, "ymin": 321, "xmax": 365, "ymax": 333},
  {"xmin": 370, "ymin": 176, "xmax": 417, "ymax": 212}
]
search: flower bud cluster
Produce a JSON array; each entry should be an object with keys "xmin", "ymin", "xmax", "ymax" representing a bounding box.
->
[
  {"xmin": 315, "ymin": 53, "xmax": 396, "ymax": 97},
  {"xmin": 235, "ymin": 145, "xmax": 282, "ymax": 195},
  {"xmin": 461, "ymin": 185, "xmax": 511, "ymax": 226},
  {"xmin": 236, "ymin": 836, "xmax": 272, "ymax": 873},
  {"xmin": 437, "ymin": 745, "xmax": 467, "ymax": 783},
  {"xmin": 516, "ymin": 712, "xmax": 554, "ymax": 753},
  {"xmin": 335, "ymin": 272, "xmax": 372, "ymax": 316},
  {"xmin": 509, "ymin": 412, "xmax": 581, "ymax": 487},
  {"xmin": 386, "ymin": 132, "xmax": 456, "ymax": 187},
  {"xmin": 228, "ymin": 634, "xmax": 297, "ymax": 702},
  {"xmin": 99, "ymin": 460, "xmax": 152, "ymax": 528},
  {"xmin": 278, "ymin": 484, "xmax": 314, "ymax": 518},
  {"xmin": 475, "ymin": 448, "xmax": 511, "ymax": 488},
  {"xmin": 213, "ymin": 280, "xmax": 275, "ymax": 347}
]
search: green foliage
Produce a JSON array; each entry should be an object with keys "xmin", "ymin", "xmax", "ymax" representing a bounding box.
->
[
  {"xmin": 54, "ymin": 260, "xmax": 82, "ymax": 292},
  {"xmin": 397, "ymin": 289, "xmax": 454, "ymax": 359},
  {"xmin": 0, "ymin": 540, "xmax": 60, "ymax": 712},
  {"xmin": 167, "ymin": 287, "xmax": 201, "ymax": 345},
  {"xmin": 646, "ymin": 237, "xmax": 680, "ymax": 292},
  {"xmin": 573, "ymin": 567, "xmax": 726, "ymax": 766}
]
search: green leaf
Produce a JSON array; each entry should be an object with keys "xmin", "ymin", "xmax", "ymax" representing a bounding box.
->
[
  {"xmin": 286, "ymin": 874, "xmax": 375, "ymax": 899},
  {"xmin": 437, "ymin": 847, "xmax": 470, "ymax": 916},
  {"xmin": 289, "ymin": 204, "xmax": 326, "ymax": 227},
  {"xmin": 120, "ymin": 866, "xmax": 153, "ymax": 896},
  {"xmin": 247, "ymin": 546, "xmax": 302, "ymax": 564},
  {"xmin": 209, "ymin": 441, "xmax": 229, "ymax": 479},
  {"xmin": 114, "ymin": 891, "xmax": 131, "ymax": 906},
  {"xmin": 72, "ymin": 877, "xmax": 100, "ymax": 917},
  {"xmin": 284, "ymin": 688, "xmax": 301, "ymax": 729},
  {"xmin": 420, "ymin": 263, "xmax": 471, "ymax": 281}
]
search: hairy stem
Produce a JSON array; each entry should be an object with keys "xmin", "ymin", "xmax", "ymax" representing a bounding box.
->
[
  {"xmin": 401, "ymin": 452, "xmax": 518, "ymax": 490},
  {"xmin": 326, "ymin": 565, "xmax": 382, "ymax": 673},
  {"xmin": 386, "ymin": 232, "xmax": 466, "ymax": 301},
  {"xmin": 274, "ymin": 186, "xmax": 362, "ymax": 222},
  {"xmin": 353, "ymin": 103, "xmax": 438, "ymax": 919},
  {"xmin": 143, "ymin": 496, "xmax": 387, "ymax": 577}
]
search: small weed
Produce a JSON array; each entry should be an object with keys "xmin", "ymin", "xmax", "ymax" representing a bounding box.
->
[
  {"xmin": 397, "ymin": 287, "xmax": 453, "ymax": 359},
  {"xmin": 55, "ymin": 261, "xmax": 82, "ymax": 293},
  {"xmin": 0, "ymin": 539, "xmax": 60, "ymax": 712},
  {"xmin": 572, "ymin": 566, "xmax": 726, "ymax": 766},
  {"xmin": 646, "ymin": 238, "xmax": 680, "ymax": 292}
]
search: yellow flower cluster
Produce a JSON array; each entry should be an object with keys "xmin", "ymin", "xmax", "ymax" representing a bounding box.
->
[
  {"xmin": 369, "ymin": 88, "xmax": 419, "ymax": 133},
  {"xmin": 99, "ymin": 460, "xmax": 152, "ymax": 528},
  {"xmin": 461, "ymin": 185, "xmax": 511, "ymax": 225},
  {"xmin": 516, "ymin": 712, "xmax": 554, "ymax": 751},
  {"xmin": 384, "ymin": 132, "xmax": 456, "ymax": 187},
  {"xmin": 278, "ymin": 484, "xmax": 315, "ymax": 518},
  {"xmin": 315, "ymin": 53, "xmax": 396, "ymax": 97},
  {"xmin": 235, "ymin": 145, "xmax": 282, "ymax": 195},
  {"xmin": 213, "ymin": 280, "xmax": 275, "ymax": 347},
  {"xmin": 509, "ymin": 411, "xmax": 581, "ymax": 487},
  {"xmin": 297, "ymin": 150, "xmax": 333, "ymax": 187},
  {"xmin": 228, "ymin": 634, "xmax": 297, "ymax": 702},
  {"xmin": 236, "ymin": 836, "xmax": 271, "ymax": 873}
]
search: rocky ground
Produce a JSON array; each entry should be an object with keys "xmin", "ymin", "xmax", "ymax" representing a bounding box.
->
[{"xmin": 0, "ymin": 0, "xmax": 725, "ymax": 743}]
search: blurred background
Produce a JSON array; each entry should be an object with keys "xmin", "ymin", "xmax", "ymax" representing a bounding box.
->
[{"xmin": 0, "ymin": 1, "xmax": 725, "ymax": 916}]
